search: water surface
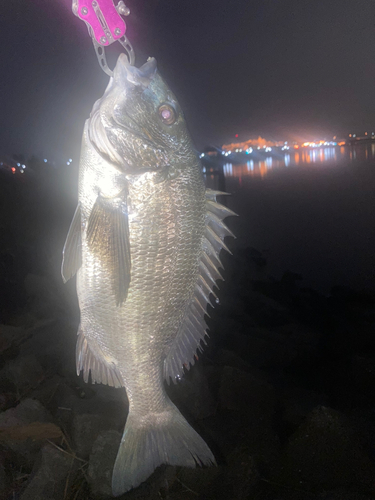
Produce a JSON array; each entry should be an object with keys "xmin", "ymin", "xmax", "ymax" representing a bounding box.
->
[{"xmin": 205, "ymin": 144, "xmax": 375, "ymax": 293}]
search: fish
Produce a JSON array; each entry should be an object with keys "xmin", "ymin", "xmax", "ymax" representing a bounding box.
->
[{"xmin": 61, "ymin": 53, "xmax": 236, "ymax": 496}]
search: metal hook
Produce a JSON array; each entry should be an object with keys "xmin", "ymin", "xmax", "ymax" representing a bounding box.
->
[{"xmin": 73, "ymin": 0, "xmax": 135, "ymax": 75}]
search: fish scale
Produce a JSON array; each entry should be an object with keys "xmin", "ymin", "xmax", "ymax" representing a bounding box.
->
[{"xmin": 61, "ymin": 54, "xmax": 236, "ymax": 496}]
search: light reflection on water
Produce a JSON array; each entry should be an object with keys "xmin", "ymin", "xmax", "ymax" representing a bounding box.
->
[
  {"xmin": 215, "ymin": 144, "xmax": 375, "ymax": 179},
  {"xmin": 203, "ymin": 143, "xmax": 375, "ymax": 293}
]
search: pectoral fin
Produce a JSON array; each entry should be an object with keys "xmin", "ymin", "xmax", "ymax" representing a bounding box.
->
[
  {"xmin": 61, "ymin": 203, "xmax": 82, "ymax": 283},
  {"xmin": 87, "ymin": 194, "xmax": 131, "ymax": 306}
]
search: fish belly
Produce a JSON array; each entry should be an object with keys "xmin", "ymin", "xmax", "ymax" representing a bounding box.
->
[{"xmin": 77, "ymin": 166, "xmax": 206, "ymax": 410}]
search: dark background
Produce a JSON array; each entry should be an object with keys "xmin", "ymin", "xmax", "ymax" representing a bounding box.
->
[{"xmin": 1, "ymin": 0, "xmax": 375, "ymax": 162}]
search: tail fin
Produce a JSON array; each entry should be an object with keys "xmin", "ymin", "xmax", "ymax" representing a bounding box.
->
[{"xmin": 112, "ymin": 401, "xmax": 215, "ymax": 496}]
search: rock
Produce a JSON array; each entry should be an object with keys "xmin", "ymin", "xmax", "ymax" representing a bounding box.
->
[
  {"xmin": 19, "ymin": 443, "xmax": 77, "ymax": 500},
  {"xmin": 0, "ymin": 398, "xmax": 51, "ymax": 428},
  {"xmin": 5, "ymin": 354, "xmax": 45, "ymax": 393},
  {"xmin": 319, "ymin": 491, "xmax": 375, "ymax": 500},
  {"xmin": 219, "ymin": 366, "xmax": 276, "ymax": 417},
  {"xmin": 0, "ymin": 458, "xmax": 6, "ymax": 498},
  {"xmin": 167, "ymin": 364, "xmax": 217, "ymax": 420},
  {"xmin": 72, "ymin": 413, "xmax": 118, "ymax": 459},
  {"xmin": 24, "ymin": 273, "xmax": 62, "ymax": 319},
  {"xmin": 0, "ymin": 398, "xmax": 53, "ymax": 468},
  {"xmin": 0, "ymin": 324, "xmax": 29, "ymax": 355},
  {"xmin": 15, "ymin": 319, "xmax": 76, "ymax": 379},
  {"xmin": 272, "ymin": 406, "xmax": 375, "ymax": 494},
  {"xmin": 280, "ymin": 386, "xmax": 330, "ymax": 432},
  {"xmin": 173, "ymin": 464, "xmax": 221, "ymax": 499},
  {"xmin": 221, "ymin": 446, "xmax": 260, "ymax": 500},
  {"xmin": 87, "ymin": 430, "xmax": 121, "ymax": 498},
  {"xmin": 175, "ymin": 446, "xmax": 259, "ymax": 500}
]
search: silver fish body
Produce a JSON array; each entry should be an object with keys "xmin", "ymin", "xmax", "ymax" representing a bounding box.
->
[{"xmin": 62, "ymin": 54, "xmax": 235, "ymax": 496}]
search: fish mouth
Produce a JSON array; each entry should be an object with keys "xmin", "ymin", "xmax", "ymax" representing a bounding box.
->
[
  {"xmin": 110, "ymin": 55, "xmax": 159, "ymax": 146},
  {"xmin": 88, "ymin": 55, "xmax": 159, "ymax": 169},
  {"xmin": 114, "ymin": 54, "xmax": 157, "ymax": 89}
]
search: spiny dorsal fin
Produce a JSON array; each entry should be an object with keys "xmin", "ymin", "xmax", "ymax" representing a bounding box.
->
[
  {"xmin": 61, "ymin": 203, "xmax": 82, "ymax": 283},
  {"xmin": 164, "ymin": 189, "xmax": 237, "ymax": 383}
]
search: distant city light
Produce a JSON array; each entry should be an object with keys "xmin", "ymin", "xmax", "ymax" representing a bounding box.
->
[{"xmin": 44, "ymin": 159, "xmax": 47, "ymax": 163}]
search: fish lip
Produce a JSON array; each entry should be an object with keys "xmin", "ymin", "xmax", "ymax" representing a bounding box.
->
[
  {"xmin": 114, "ymin": 54, "xmax": 157, "ymax": 88},
  {"xmin": 111, "ymin": 55, "xmax": 158, "ymax": 144}
]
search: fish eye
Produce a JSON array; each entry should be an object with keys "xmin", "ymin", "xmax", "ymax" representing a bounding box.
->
[{"xmin": 158, "ymin": 104, "xmax": 176, "ymax": 125}]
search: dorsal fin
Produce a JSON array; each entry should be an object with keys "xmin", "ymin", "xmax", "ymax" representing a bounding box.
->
[{"xmin": 164, "ymin": 189, "xmax": 237, "ymax": 383}]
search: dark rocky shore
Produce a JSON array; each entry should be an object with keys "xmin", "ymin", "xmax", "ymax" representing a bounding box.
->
[{"xmin": 1, "ymin": 167, "xmax": 375, "ymax": 500}]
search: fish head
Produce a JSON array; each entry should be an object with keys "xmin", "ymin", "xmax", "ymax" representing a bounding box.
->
[{"xmin": 88, "ymin": 54, "xmax": 195, "ymax": 176}]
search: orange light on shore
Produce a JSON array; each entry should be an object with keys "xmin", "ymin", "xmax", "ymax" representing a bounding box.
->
[{"xmin": 294, "ymin": 145, "xmax": 299, "ymax": 149}]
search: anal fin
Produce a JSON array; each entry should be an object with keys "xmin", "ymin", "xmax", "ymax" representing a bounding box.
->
[{"xmin": 76, "ymin": 328, "xmax": 123, "ymax": 388}]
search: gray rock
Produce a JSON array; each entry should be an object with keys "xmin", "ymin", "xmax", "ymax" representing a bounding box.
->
[
  {"xmin": 319, "ymin": 491, "xmax": 374, "ymax": 500},
  {"xmin": 174, "ymin": 465, "xmax": 221, "ymax": 498},
  {"xmin": 87, "ymin": 430, "xmax": 121, "ymax": 498},
  {"xmin": 215, "ymin": 367, "xmax": 281, "ymax": 471},
  {"xmin": 0, "ymin": 398, "xmax": 53, "ymax": 468},
  {"xmin": 0, "ymin": 460, "xmax": 6, "ymax": 498},
  {"xmin": 5, "ymin": 355, "xmax": 45, "ymax": 393},
  {"xmin": 72, "ymin": 413, "xmax": 118, "ymax": 459},
  {"xmin": 272, "ymin": 406, "xmax": 375, "ymax": 494},
  {"xmin": 175, "ymin": 447, "xmax": 259, "ymax": 500},
  {"xmin": 167, "ymin": 364, "xmax": 217, "ymax": 420},
  {"xmin": 219, "ymin": 366, "xmax": 276, "ymax": 416},
  {"xmin": 0, "ymin": 398, "xmax": 51, "ymax": 428},
  {"xmin": 0, "ymin": 324, "xmax": 29, "ymax": 354},
  {"xmin": 221, "ymin": 446, "xmax": 260, "ymax": 500},
  {"xmin": 16, "ymin": 319, "xmax": 76, "ymax": 378},
  {"xmin": 19, "ymin": 443, "xmax": 77, "ymax": 500},
  {"xmin": 280, "ymin": 386, "xmax": 330, "ymax": 429}
]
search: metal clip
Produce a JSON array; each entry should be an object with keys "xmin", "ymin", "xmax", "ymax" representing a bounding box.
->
[{"xmin": 73, "ymin": 0, "xmax": 135, "ymax": 76}]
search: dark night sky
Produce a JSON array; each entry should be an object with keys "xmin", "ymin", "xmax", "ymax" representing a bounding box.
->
[{"xmin": 1, "ymin": 0, "xmax": 375, "ymax": 161}]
